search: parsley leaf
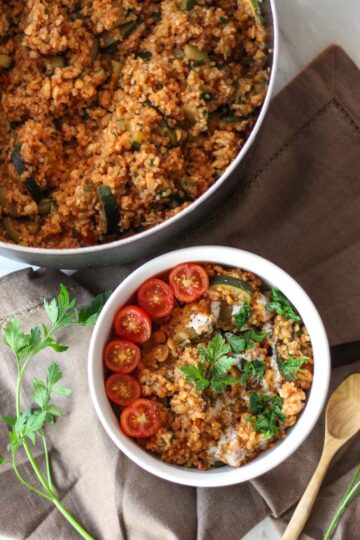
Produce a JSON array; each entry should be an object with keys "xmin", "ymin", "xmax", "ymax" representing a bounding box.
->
[
  {"xmin": 234, "ymin": 301, "xmax": 251, "ymax": 329},
  {"xmin": 181, "ymin": 334, "xmax": 240, "ymax": 394},
  {"xmin": 240, "ymin": 360, "xmax": 266, "ymax": 385},
  {"xmin": 227, "ymin": 329, "xmax": 266, "ymax": 354},
  {"xmin": 180, "ymin": 365, "xmax": 209, "ymax": 392},
  {"xmin": 241, "ymin": 329, "xmax": 267, "ymax": 342},
  {"xmin": 76, "ymin": 291, "xmax": 112, "ymax": 326},
  {"xmin": 266, "ymin": 289, "xmax": 300, "ymax": 322},
  {"xmin": 279, "ymin": 356, "xmax": 309, "ymax": 381},
  {"xmin": 198, "ymin": 333, "xmax": 230, "ymax": 364},
  {"xmin": 249, "ymin": 392, "xmax": 285, "ymax": 437}
]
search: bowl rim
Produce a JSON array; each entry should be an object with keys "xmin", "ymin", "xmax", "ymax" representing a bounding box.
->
[
  {"xmin": 0, "ymin": 0, "xmax": 279, "ymax": 259},
  {"xmin": 88, "ymin": 246, "xmax": 331, "ymax": 487}
]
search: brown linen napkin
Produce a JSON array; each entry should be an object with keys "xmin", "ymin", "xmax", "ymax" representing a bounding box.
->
[{"xmin": 0, "ymin": 45, "xmax": 360, "ymax": 540}]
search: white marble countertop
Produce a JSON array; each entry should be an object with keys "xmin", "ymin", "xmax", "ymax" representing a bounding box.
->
[{"xmin": 0, "ymin": 1, "xmax": 359, "ymax": 538}]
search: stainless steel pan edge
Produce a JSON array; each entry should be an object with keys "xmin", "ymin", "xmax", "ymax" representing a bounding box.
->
[{"xmin": 0, "ymin": 0, "xmax": 279, "ymax": 269}]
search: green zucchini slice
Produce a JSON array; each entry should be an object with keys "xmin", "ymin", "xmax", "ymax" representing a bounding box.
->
[
  {"xmin": 23, "ymin": 178, "xmax": 42, "ymax": 203},
  {"xmin": 2, "ymin": 217, "xmax": 20, "ymax": 243},
  {"xmin": 210, "ymin": 275, "xmax": 253, "ymax": 295},
  {"xmin": 96, "ymin": 185, "xmax": 120, "ymax": 235},
  {"xmin": 11, "ymin": 147, "xmax": 43, "ymax": 203},
  {"xmin": 184, "ymin": 44, "xmax": 210, "ymax": 64}
]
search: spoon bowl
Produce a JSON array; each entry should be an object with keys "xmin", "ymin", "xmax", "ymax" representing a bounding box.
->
[{"xmin": 326, "ymin": 374, "xmax": 360, "ymax": 440}]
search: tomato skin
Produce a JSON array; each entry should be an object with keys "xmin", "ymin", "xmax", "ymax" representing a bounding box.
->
[
  {"xmin": 105, "ymin": 373, "xmax": 141, "ymax": 406},
  {"xmin": 120, "ymin": 398, "xmax": 160, "ymax": 438},
  {"xmin": 103, "ymin": 339, "xmax": 140, "ymax": 373},
  {"xmin": 114, "ymin": 305, "xmax": 152, "ymax": 344},
  {"xmin": 169, "ymin": 263, "xmax": 209, "ymax": 303},
  {"xmin": 137, "ymin": 278, "xmax": 175, "ymax": 318}
]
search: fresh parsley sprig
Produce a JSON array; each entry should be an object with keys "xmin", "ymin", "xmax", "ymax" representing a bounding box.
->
[
  {"xmin": 0, "ymin": 284, "xmax": 110, "ymax": 540},
  {"xmin": 234, "ymin": 301, "xmax": 251, "ymax": 329},
  {"xmin": 180, "ymin": 334, "xmax": 240, "ymax": 394},
  {"xmin": 240, "ymin": 360, "xmax": 266, "ymax": 385},
  {"xmin": 249, "ymin": 391, "xmax": 285, "ymax": 437},
  {"xmin": 227, "ymin": 329, "xmax": 267, "ymax": 354},
  {"xmin": 279, "ymin": 355, "xmax": 309, "ymax": 381},
  {"xmin": 266, "ymin": 289, "xmax": 300, "ymax": 322}
]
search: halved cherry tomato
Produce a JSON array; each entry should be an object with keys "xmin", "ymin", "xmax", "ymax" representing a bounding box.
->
[
  {"xmin": 137, "ymin": 278, "xmax": 175, "ymax": 318},
  {"xmin": 114, "ymin": 305, "xmax": 152, "ymax": 344},
  {"xmin": 103, "ymin": 339, "xmax": 140, "ymax": 373},
  {"xmin": 169, "ymin": 263, "xmax": 209, "ymax": 303},
  {"xmin": 105, "ymin": 373, "xmax": 141, "ymax": 406},
  {"xmin": 120, "ymin": 398, "xmax": 160, "ymax": 438}
]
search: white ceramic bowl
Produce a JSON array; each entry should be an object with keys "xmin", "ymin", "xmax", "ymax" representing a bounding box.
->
[{"xmin": 88, "ymin": 246, "xmax": 330, "ymax": 487}]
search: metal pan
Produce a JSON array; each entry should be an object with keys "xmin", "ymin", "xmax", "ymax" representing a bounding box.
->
[{"xmin": 0, "ymin": 0, "xmax": 279, "ymax": 269}]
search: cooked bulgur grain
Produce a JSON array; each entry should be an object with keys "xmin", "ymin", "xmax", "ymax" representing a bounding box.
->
[{"xmin": 0, "ymin": 0, "xmax": 269, "ymax": 248}]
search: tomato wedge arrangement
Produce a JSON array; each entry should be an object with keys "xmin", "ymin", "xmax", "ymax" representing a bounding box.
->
[
  {"xmin": 169, "ymin": 263, "xmax": 209, "ymax": 303},
  {"xmin": 103, "ymin": 262, "xmax": 210, "ymax": 441}
]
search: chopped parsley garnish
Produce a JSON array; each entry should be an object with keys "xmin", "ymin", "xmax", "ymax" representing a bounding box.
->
[
  {"xmin": 200, "ymin": 90, "xmax": 213, "ymax": 101},
  {"xmin": 266, "ymin": 289, "xmax": 300, "ymax": 322},
  {"xmin": 279, "ymin": 356, "xmax": 309, "ymax": 381},
  {"xmin": 249, "ymin": 392, "xmax": 285, "ymax": 437},
  {"xmin": 240, "ymin": 360, "xmax": 266, "ymax": 385},
  {"xmin": 227, "ymin": 329, "xmax": 266, "ymax": 354},
  {"xmin": 180, "ymin": 334, "xmax": 240, "ymax": 393},
  {"xmin": 234, "ymin": 301, "xmax": 251, "ymax": 329},
  {"xmin": 219, "ymin": 16, "xmax": 229, "ymax": 25},
  {"xmin": 136, "ymin": 50, "xmax": 152, "ymax": 60}
]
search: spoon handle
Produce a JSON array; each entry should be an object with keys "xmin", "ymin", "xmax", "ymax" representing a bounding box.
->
[{"xmin": 282, "ymin": 441, "xmax": 338, "ymax": 540}]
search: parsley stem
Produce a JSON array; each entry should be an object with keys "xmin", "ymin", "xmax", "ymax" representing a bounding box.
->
[
  {"xmin": 12, "ymin": 451, "xmax": 53, "ymax": 502},
  {"xmin": 41, "ymin": 431, "xmax": 54, "ymax": 493},
  {"xmin": 323, "ymin": 468, "xmax": 360, "ymax": 540},
  {"xmin": 51, "ymin": 498, "xmax": 95, "ymax": 540}
]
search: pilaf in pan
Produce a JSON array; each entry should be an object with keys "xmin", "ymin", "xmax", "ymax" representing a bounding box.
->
[{"xmin": 0, "ymin": 0, "xmax": 269, "ymax": 248}]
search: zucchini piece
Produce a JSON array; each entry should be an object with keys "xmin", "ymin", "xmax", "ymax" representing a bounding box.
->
[
  {"xmin": 136, "ymin": 51, "xmax": 152, "ymax": 61},
  {"xmin": 11, "ymin": 148, "xmax": 43, "ymax": 203},
  {"xmin": 120, "ymin": 21, "xmax": 139, "ymax": 38},
  {"xmin": 180, "ymin": 0, "xmax": 196, "ymax": 11},
  {"xmin": 210, "ymin": 275, "xmax": 253, "ymax": 295},
  {"xmin": 111, "ymin": 60, "xmax": 123, "ymax": 79},
  {"xmin": 221, "ymin": 115, "xmax": 248, "ymax": 125},
  {"xmin": 47, "ymin": 56, "xmax": 65, "ymax": 69},
  {"xmin": 161, "ymin": 119, "xmax": 177, "ymax": 146},
  {"xmin": 0, "ymin": 187, "xmax": 8, "ymax": 207},
  {"xmin": 184, "ymin": 44, "xmax": 210, "ymax": 65},
  {"xmin": 2, "ymin": 218, "xmax": 40, "ymax": 243},
  {"xmin": 90, "ymin": 38, "xmax": 99, "ymax": 60},
  {"xmin": 0, "ymin": 55, "xmax": 12, "ymax": 69},
  {"xmin": 2, "ymin": 217, "xmax": 20, "ymax": 243},
  {"xmin": 11, "ymin": 148, "xmax": 26, "ymax": 175},
  {"xmin": 96, "ymin": 185, "xmax": 120, "ymax": 235},
  {"xmin": 38, "ymin": 198, "xmax": 52, "ymax": 215},
  {"xmin": 23, "ymin": 178, "xmax": 42, "ymax": 203},
  {"xmin": 245, "ymin": 0, "xmax": 262, "ymax": 24}
]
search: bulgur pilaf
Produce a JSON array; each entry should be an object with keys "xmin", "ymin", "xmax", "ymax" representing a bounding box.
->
[
  {"xmin": 0, "ymin": 0, "xmax": 269, "ymax": 248},
  {"xmin": 104, "ymin": 263, "xmax": 314, "ymax": 470}
]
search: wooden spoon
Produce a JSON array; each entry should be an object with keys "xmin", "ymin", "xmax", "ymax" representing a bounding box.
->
[{"xmin": 282, "ymin": 374, "xmax": 360, "ymax": 540}]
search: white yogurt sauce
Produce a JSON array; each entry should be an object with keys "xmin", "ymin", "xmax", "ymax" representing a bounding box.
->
[{"xmin": 187, "ymin": 313, "xmax": 213, "ymax": 335}]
